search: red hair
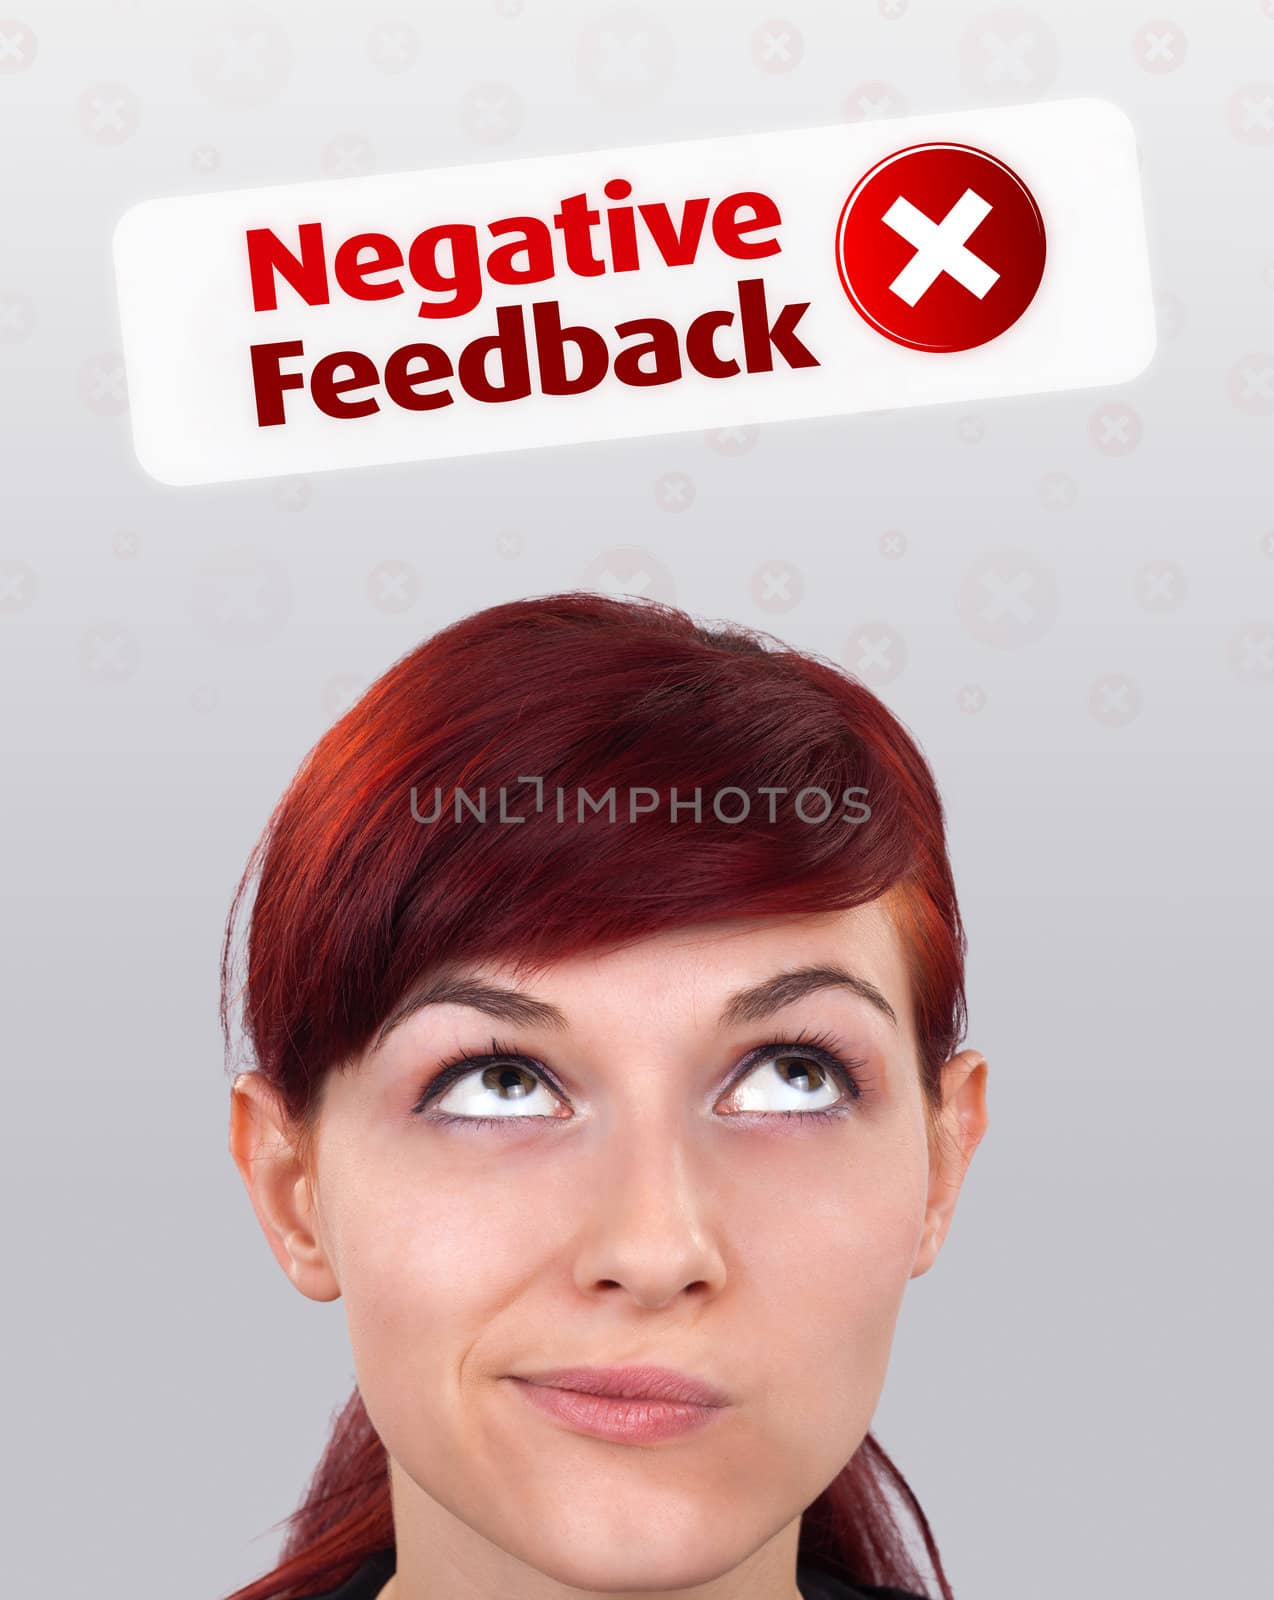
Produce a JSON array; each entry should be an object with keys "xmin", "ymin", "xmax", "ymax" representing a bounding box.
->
[{"xmin": 220, "ymin": 591, "xmax": 967, "ymax": 1600}]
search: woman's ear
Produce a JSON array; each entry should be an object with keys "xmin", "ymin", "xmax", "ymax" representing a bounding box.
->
[
  {"xmin": 229, "ymin": 1071, "xmax": 342, "ymax": 1303},
  {"xmin": 910, "ymin": 1049, "xmax": 989, "ymax": 1279}
]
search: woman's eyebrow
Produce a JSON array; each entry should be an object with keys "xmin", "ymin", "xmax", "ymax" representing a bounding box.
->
[{"xmin": 375, "ymin": 961, "xmax": 896, "ymax": 1052}]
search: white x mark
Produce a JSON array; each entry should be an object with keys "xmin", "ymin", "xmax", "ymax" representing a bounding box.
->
[
  {"xmin": 468, "ymin": 90, "xmax": 515, "ymax": 133},
  {"xmin": 326, "ymin": 138, "xmax": 371, "ymax": 175},
  {"xmin": 759, "ymin": 28, "xmax": 794, "ymax": 63},
  {"xmin": 1240, "ymin": 94, "xmax": 1274, "ymax": 132},
  {"xmin": 1143, "ymin": 31, "xmax": 1177, "ymax": 62},
  {"xmin": 981, "ymin": 28, "xmax": 1036, "ymax": 85},
  {"xmin": 761, "ymin": 569, "xmax": 791, "ymax": 601},
  {"xmin": 980, "ymin": 570, "xmax": 1034, "ymax": 624},
  {"xmin": 1042, "ymin": 474, "xmax": 1074, "ymax": 505},
  {"xmin": 883, "ymin": 188, "xmax": 999, "ymax": 306},
  {"xmin": 0, "ymin": 27, "xmax": 31, "ymax": 63},
  {"xmin": 855, "ymin": 633, "xmax": 892, "ymax": 671},
  {"xmin": 87, "ymin": 364, "xmax": 124, "ymax": 403},
  {"xmin": 88, "ymin": 93, "xmax": 127, "ymax": 133}
]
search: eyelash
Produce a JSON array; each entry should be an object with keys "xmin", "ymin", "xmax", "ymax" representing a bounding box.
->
[{"xmin": 410, "ymin": 1027, "xmax": 867, "ymax": 1132}]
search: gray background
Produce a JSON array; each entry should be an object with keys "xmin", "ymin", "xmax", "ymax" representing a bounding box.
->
[{"xmin": 2, "ymin": 1, "xmax": 1272, "ymax": 1597}]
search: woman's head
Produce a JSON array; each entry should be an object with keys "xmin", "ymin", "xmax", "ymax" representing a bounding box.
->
[{"xmin": 224, "ymin": 591, "xmax": 987, "ymax": 1600}]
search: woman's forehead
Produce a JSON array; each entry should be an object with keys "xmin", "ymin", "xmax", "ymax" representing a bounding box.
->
[
  {"xmin": 486, "ymin": 902, "xmax": 905, "ymax": 989},
  {"xmin": 383, "ymin": 904, "xmax": 912, "ymax": 1054}
]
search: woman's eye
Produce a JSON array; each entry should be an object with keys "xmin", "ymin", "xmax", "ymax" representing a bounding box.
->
[
  {"xmin": 417, "ymin": 1040, "xmax": 861, "ymax": 1127},
  {"xmin": 428, "ymin": 1059, "xmax": 564, "ymax": 1121},
  {"xmin": 724, "ymin": 1050, "xmax": 852, "ymax": 1116}
]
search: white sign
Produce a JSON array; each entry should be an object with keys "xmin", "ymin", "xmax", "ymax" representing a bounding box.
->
[{"xmin": 111, "ymin": 96, "xmax": 1156, "ymax": 487}]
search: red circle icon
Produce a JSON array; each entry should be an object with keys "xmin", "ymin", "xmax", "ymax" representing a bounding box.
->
[{"xmin": 835, "ymin": 142, "xmax": 1046, "ymax": 353}]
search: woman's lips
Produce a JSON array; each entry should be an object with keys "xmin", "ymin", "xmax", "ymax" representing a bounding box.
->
[{"xmin": 508, "ymin": 1376, "xmax": 727, "ymax": 1443}]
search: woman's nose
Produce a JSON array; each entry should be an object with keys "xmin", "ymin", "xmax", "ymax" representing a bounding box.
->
[{"xmin": 567, "ymin": 1121, "xmax": 729, "ymax": 1309}]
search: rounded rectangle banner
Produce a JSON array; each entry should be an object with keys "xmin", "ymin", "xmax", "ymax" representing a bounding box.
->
[{"xmin": 111, "ymin": 95, "xmax": 1156, "ymax": 487}]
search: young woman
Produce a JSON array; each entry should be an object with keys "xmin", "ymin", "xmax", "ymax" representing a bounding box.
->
[{"xmin": 223, "ymin": 591, "xmax": 988, "ymax": 1600}]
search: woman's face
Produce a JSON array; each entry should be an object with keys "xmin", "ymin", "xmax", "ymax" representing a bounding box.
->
[{"xmin": 233, "ymin": 900, "xmax": 987, "ymax": 1600}]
